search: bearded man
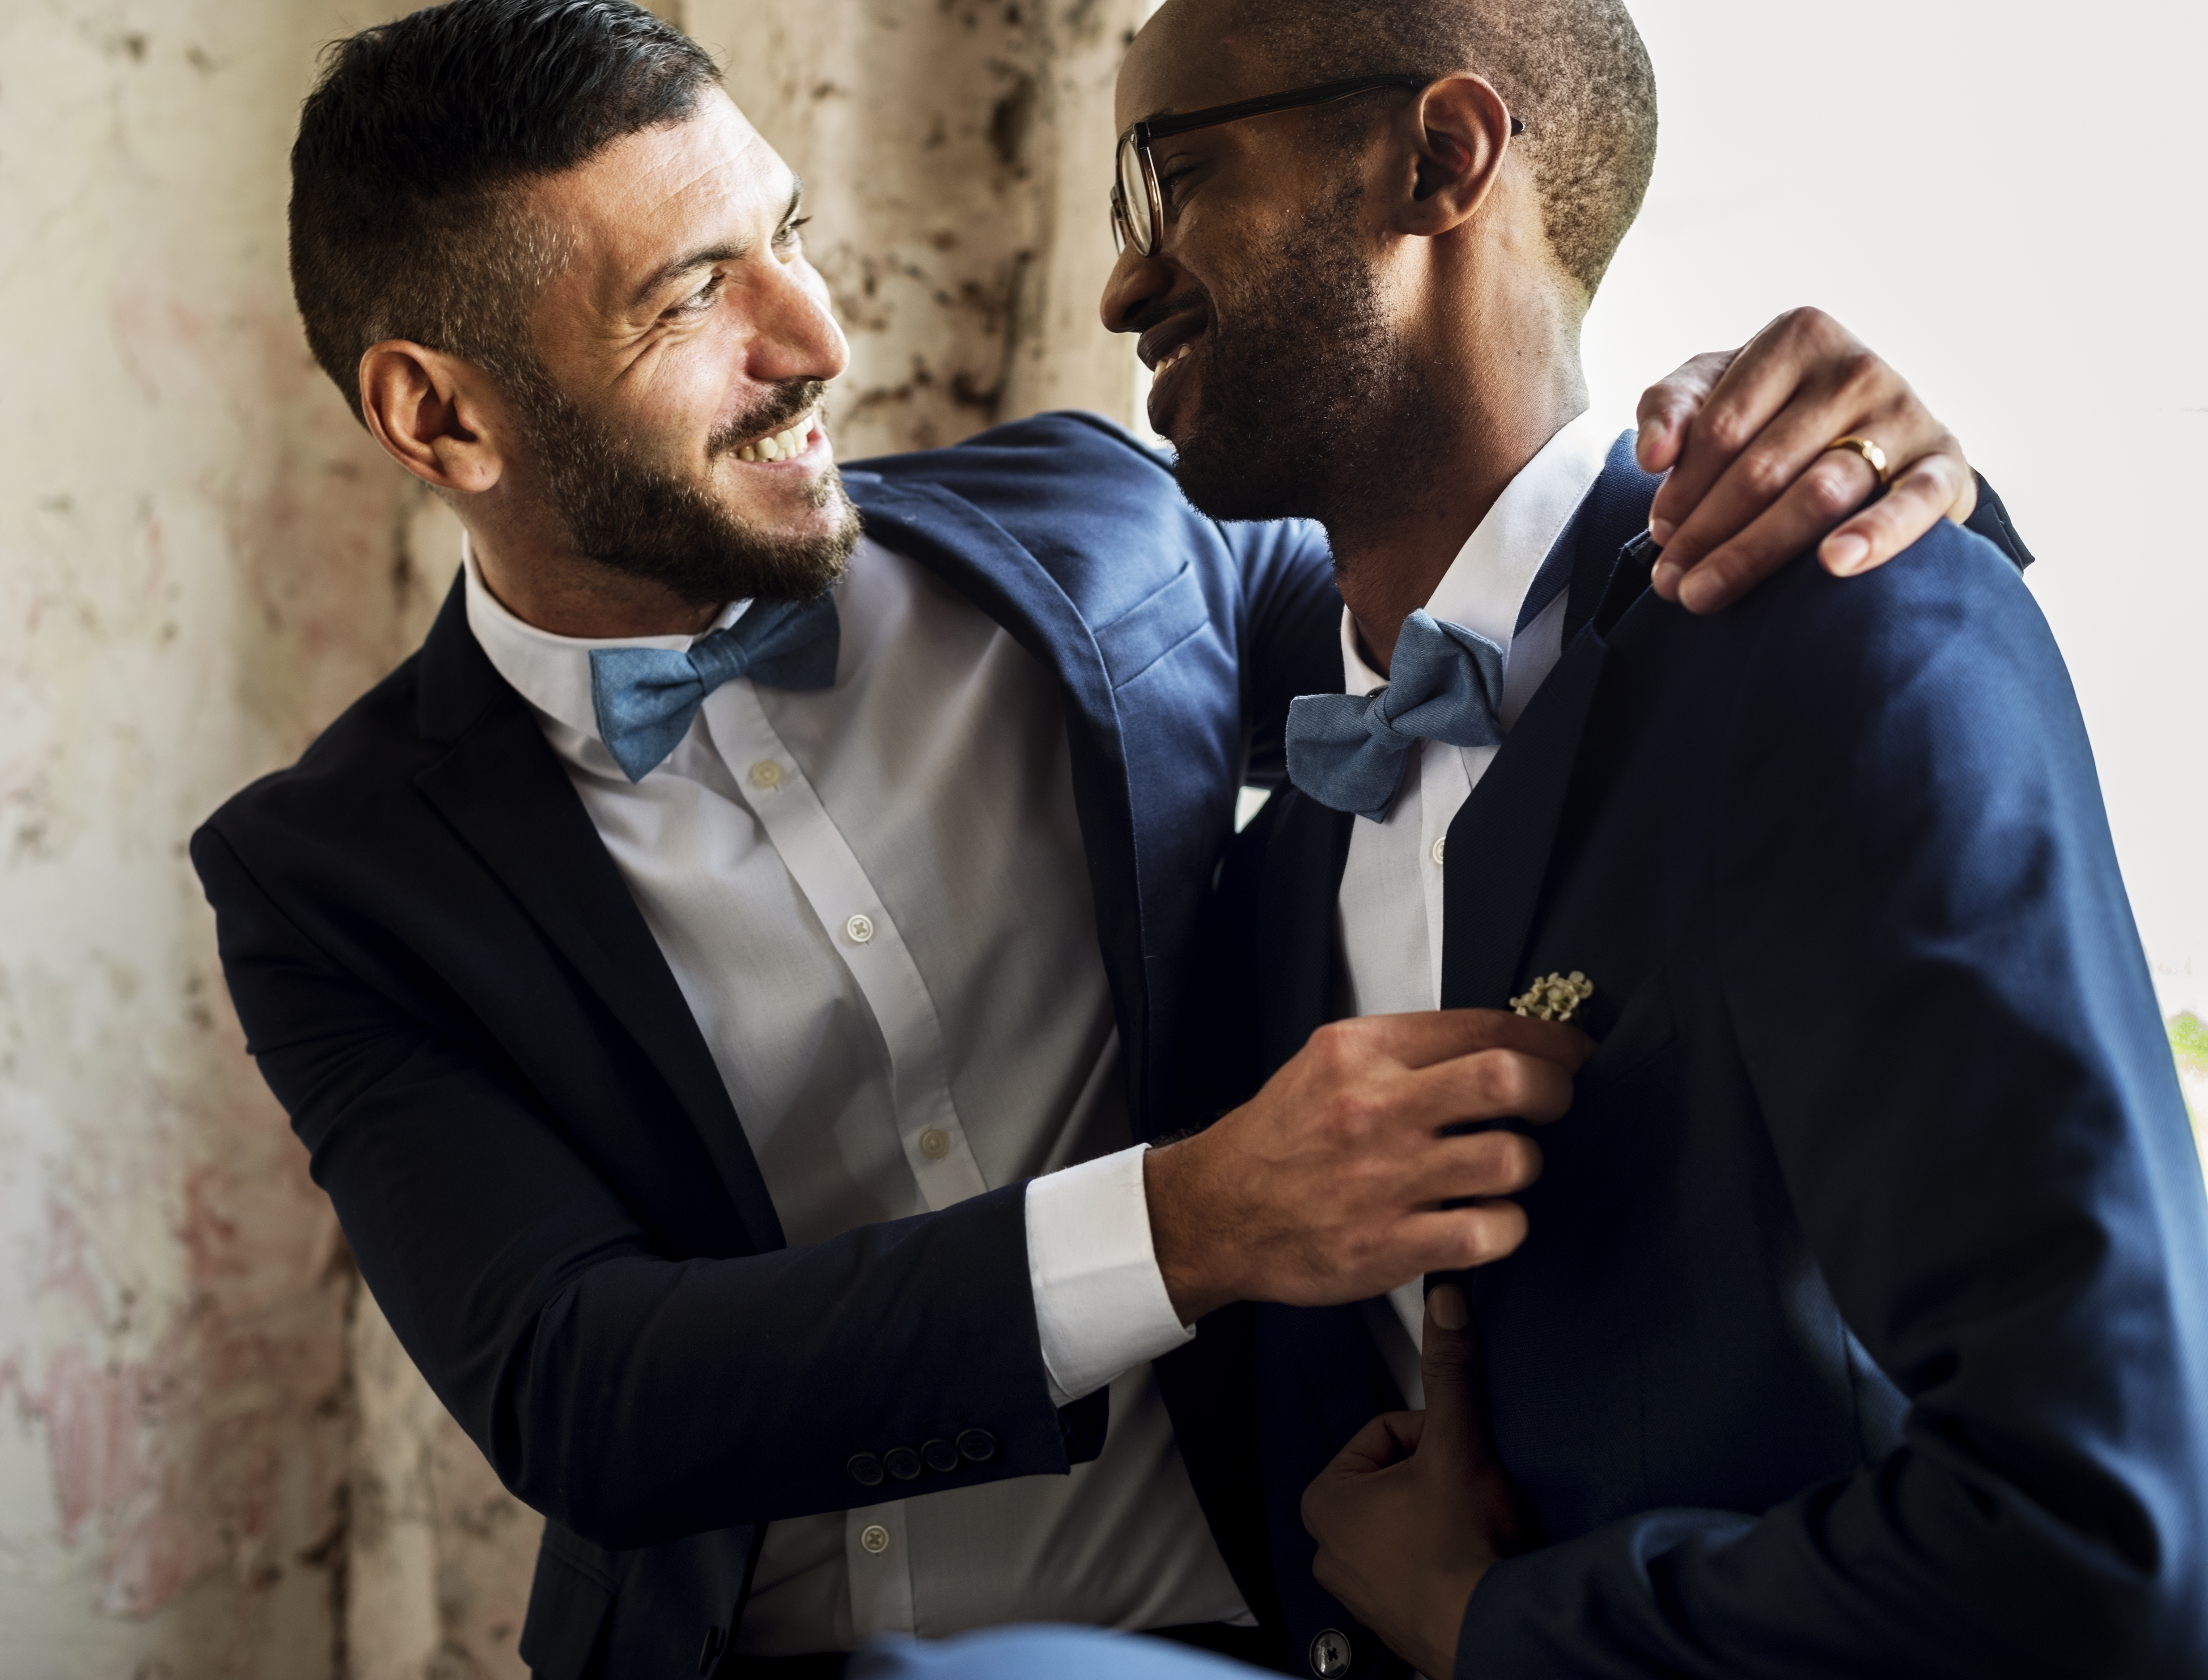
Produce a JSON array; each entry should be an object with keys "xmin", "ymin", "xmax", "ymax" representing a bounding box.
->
[
  {"xmin": 1077, "ymin": 0, "xmax": 2199, "ymax": 1676},
  {"xmin": 193, "ymin": 2, "xmax": 2025, "ymax": 1676}
]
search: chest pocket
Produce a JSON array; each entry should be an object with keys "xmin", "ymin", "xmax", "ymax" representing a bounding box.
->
[{"xmin": 1092, "ymin": 563, "xmax": 1209, "ymax": 690}]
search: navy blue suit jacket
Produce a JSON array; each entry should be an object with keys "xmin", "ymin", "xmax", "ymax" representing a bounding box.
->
[
  {"xmin": 1200, "ymin": 452, "xmax": 2208, "ymax": 1675},
  {"xmin": 189, "ymin": 413, "xmax": 1339, "ymax": 1679}
]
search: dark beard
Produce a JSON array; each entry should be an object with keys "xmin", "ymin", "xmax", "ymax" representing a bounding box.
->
[
  {"xmin": 507, "ymin": 363, "xmax": 860, "ymax": 608},
  {"xmin": 1169, "ymin": 176, "xmax": 1442, "ymax": 545}
]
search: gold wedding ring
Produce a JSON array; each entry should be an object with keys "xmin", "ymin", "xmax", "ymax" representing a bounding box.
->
[{"xmin": 1828, "ymin": 434, "xmax": 1891, "ymax": 485}]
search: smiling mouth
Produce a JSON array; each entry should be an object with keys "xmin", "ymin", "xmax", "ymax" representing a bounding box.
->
[
  {"xmin": 1151, "ymin": 341, "xmax": 1195, "ymax": 384},
  {"xmin": 734, "ymin": 410, "xmax": 817, "ymax": 464}
]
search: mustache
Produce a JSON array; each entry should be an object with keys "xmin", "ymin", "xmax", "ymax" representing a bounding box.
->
[{"xmin": 708, "ymin": 379, "xmax": 831, "ymax": 460}]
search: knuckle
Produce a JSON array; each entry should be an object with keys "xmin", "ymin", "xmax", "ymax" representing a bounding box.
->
[
  {"xmin": 1470, "ymin": 1051, "xmax": 1529, "ymax": 1111},
  {"xmin": 1697, "ymin": 405, "xmax": 1753, "ymax": 455},
  {"xmin": 1323, "ymin": 1085, "xmax": 1386, "ymax": 1145},
  {"xmin": 1804, "ymin": 461, "xmax": 1863, "ymax": 518},
  {"xmin": 1836, "ymin": 347, "xmax": 1889, "ymax": 400},
  {"xmin": 1738, "ymin": 449, "xmax": 1793, "ymax": 501}
]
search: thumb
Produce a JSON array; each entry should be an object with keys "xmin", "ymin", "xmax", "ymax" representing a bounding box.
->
[{"xmin": 1420, "ymin": 1282, "xmax": 1495, "ymax": 1471}]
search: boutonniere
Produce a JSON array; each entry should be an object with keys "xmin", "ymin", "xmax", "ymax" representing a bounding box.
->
[{"xmin": 1511, "ymin": 970, "xmax": 1593, "ymax": 1025}]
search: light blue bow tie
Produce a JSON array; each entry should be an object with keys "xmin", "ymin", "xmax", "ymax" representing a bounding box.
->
[
  {"xmin": 1284, "ymin": 610, "xmax": 1508, "ymax": 820},
  {"xmin": 589, "ymin": 593, "xmax": 839, "ymax": 782}
]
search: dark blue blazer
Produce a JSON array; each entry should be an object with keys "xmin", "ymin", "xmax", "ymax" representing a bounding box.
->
[
  {"xmin": 189, "ymin": 413, "xmax": 1339, "ymax": 1680},
  {"xmin": 1201, "ymin": 448, "xmax": 2208, "ymax": 1676}
]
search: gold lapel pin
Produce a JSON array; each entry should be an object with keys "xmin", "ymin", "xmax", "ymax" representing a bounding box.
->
[{"xmin": 1510, "ymin": 970, "xmax": 1593, "ymax": 1025}]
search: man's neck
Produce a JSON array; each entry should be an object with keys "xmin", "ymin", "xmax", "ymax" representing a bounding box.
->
[
  {"xmin": 467, "ymin": 514, "xmax": 723, "ymax": 641},
  {"xmin": 1332, "ymin": 347, "xmax": 1590, "ymax": 676}
]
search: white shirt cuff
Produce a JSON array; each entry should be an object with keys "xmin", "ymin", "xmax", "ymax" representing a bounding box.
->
[{"xmin": 1025, "ymin": 1144, "xmax": 1194, "ymax": 1407}]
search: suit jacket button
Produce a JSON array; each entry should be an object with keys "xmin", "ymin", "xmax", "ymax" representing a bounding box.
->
[
  {"xmin": 1309, "ymin": 1629, "xmax": 1352, "ymax": 1678},
  {"xmin": 846, "ymin": 1453, "xmax": 884, "ymax": 1488},
  {"xmin": 920, "ymin": 1437, "xmax": 960, "ymax": 1473},
  {"xmin": 955, "ymin": 1428, "xmax": 998, "ymax": 1463},
  {"xmin": 883, "ymin": 1446, "xmax": 923, "ymax": 1481}
]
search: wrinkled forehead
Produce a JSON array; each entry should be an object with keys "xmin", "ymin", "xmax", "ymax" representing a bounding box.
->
[
  {"xmin": 531, "ymin": 87, "xmax": 790, "ymax": 290},
  {"xmin": 1115, "ymin": 0, "xmax": 1288, "ymax": 132}
]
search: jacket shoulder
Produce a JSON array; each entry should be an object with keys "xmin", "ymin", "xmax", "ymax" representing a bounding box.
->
[{"xmin": 196, "ymin": 648, "xmax": 439, "ymax": 860}]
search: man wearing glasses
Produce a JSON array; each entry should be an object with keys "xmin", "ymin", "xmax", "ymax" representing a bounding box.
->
[
  {"xmin": 1085, "ymin": 0, "xmax": 2202, "ymax": 1676},
  {"xmin": 193, "ymin": 2, "xmax": 2042, "ymax": 1677}
]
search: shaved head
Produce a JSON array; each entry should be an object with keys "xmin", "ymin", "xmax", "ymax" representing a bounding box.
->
[{"xmin": 1177, "ymin": 0, "xmax": 1658, "ymax": 296}]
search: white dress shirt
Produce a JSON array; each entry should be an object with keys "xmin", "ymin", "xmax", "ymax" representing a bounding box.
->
[
  {"xmin": 1331, "ymin": 409, "xmax": 1624, "ymax": 1396},
  {"xmin": 463, "ymin": 534, "xmax": 1245, "ymax": 1650}
]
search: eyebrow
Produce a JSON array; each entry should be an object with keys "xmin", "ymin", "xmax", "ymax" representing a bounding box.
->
[{"xmin": 627, "ymin": 178, "xmax": 806, "ymax": 311}]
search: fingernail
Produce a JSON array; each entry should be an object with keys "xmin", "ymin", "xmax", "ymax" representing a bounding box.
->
[
  {"xmin": 1650, "ymin": 561, "xmax": 1679, "ymax": 598},
  {"xmin": 1648, "ymin": 516, "xmax": 1676, "ymax": 546},
  {"xmin": 1824, "ymin": 532, "xmax": 1870, "ymax": 575},
  {"xmin": 1428, "ymin": 1283, "xmax": 1470, "ymax": 1330},
  {"xmin": 1678, "ymin": 570, "xmax": 1720, "ymax": 613}
]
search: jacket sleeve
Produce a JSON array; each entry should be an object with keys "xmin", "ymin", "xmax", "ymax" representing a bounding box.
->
[
  {"xmin": 1457, "ymin": 525, "xmax": 2208, "ymax": 1676},
  {"xmin": 191, "ymin": 823, "xmax": 1105, "ymax": 1552}
]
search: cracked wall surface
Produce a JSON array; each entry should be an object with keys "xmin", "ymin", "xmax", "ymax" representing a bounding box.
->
[{"xmin": 0, "ymin": 0, "xmax": 1142, "ymax": 1673}]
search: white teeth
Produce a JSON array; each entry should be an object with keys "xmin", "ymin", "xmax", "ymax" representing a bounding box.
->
[
  {"xmin": 1150, "ymin": 343, "xmax": 1192, "ymax": 383},
  {"xmin": 742, "ymin": 412, "xmax": 815, "ymax": 463}
]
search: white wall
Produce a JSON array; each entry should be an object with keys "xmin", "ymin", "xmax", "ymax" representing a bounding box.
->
[{"xmin": 1580, "ymin": 0, "xmax": 2208, "ymax": 1023}]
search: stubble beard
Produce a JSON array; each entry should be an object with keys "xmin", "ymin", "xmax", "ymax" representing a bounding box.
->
[
  {"xmin": 1168, "ymin": 174, "xmax": 1446, "ymax": 559},
  {"xmin": 508, "ymin": 361, "xmax": 861, "ymax": 609}
]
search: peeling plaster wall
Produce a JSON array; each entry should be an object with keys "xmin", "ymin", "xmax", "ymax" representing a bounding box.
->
[
  {"xmin": 0, "ymin": 0, "xmax": 1142, "ymax": 1673},
  {"xmin": 693, "ymin": 0, "xmax": 1147, "ymax": 457}
]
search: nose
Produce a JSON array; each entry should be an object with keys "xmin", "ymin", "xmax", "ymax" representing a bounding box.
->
[
  {"xmin": 753, "ymin": 257, "xmax": 850, "ymax": 386},
  {"xmin": 1099, "ymin": 237, "xmax": 1174, "ymax": 339}
]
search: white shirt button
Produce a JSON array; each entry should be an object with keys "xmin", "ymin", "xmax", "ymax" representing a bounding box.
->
[
  {"xmin": 917, "ymin": 1127, "xmax": 951, "ymax": 1159},
  {"xmin": 859, "ymin": 1523, "xmax": 891, "ymax": 1555},
  {"xmin": 845, "ymin": 913, "xmax": 875, "ymax": 944},
  {"xmin": 748, "ymin": 760, "xmax": 785, "ymax": 791},
  {"xmin": 1431, "ymin": 836, "xmax": 1447, "ymax": 865}
]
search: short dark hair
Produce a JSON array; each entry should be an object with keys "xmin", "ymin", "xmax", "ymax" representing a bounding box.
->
[
  {"xmin": 1234, "ymin": 0, "xmax": 1658, "ymax": 297},
  {"xmin": 289, "ymin": 0, "xmax": 721, "ymax": 422}
]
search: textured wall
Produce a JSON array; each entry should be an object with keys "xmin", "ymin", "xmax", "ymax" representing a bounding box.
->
[{"xmin": 0, "ymin": 0, "xmax": 1140, "ymax": 1673}]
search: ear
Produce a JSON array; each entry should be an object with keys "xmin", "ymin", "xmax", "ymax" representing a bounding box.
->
[
  {"xmin": 358, "ymin": 341, "xmax": 510, "ymax": 495},
  {"xmin": 1383, "ymin": 74, "xmax": 1516, "ymax": 239}
]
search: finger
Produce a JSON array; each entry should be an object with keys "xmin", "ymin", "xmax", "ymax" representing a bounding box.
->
[
  {"xmin": 1347, "ymin": 1009, "xmax": 1596, "ymax": 1075},
  {"xmin": 1395, "ymin": 1200, "xmax": 1530, "ymax": 1272},
  {"xmin": 1418, "ymin": 1284, "xmax": 1496, "ymax": 1473},
  {"xmin": 1408, "ymin": 1127, "xmax": 1544, "ymax": 1204},
  {"xmin": 1404, "ymin": 1048, "xmax": 1577, "ymax": 1131},
  {"xmin": 1665, "ymin": 447, "xmax": 1881, "ymax": 612},
  {"xmin": 1652, "ymin": 371, "xmax": 1900, "ymax": 599},
  {"xmin": 1646, "ymin": 307, "xmax": 1838, "ymax": 544},
  {"xmin": 1633, "ymin": 348, "xmax": 1735, "ymax": 477},
  {"xmin": 1815, "ymin": 452, "xmax": 1975, "ymax": 578}
]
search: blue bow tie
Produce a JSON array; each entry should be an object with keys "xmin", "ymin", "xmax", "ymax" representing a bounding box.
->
[
  {"xmin": 589, "ymin": 593, "xmax": 840, "ymax": 782},
  {"xmin": 1284, "ymin": 610, "xmax": 1508, "ymax": 820}
]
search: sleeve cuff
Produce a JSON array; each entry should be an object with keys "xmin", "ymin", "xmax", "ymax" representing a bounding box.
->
[{"xmin": 1025, "ymin": 1144, "xmax": 1195, "ymax": 1406}]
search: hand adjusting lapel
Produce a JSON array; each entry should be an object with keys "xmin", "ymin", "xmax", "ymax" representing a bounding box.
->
[
  {"xmin": 1284, "ymin": 610, "xmax": 1507, "ymax": 821},
  {"xmin": 589, "ymin": 593, "xmax": 840, "ymax": 782}
]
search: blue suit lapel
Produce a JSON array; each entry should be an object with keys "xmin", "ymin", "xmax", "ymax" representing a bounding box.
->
[
  {"xmin": 1441, "ymin": 442, "xmax": 1661, "ymax": 1009},
  {"xmin": 1250, "ymin": 789, "xmax": 1357, "ymax": 1076}
]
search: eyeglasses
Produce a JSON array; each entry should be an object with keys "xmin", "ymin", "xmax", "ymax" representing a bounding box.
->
[{"xmin": 1110, "ymin": 74, "xmax": 1524, "ymax": 257}]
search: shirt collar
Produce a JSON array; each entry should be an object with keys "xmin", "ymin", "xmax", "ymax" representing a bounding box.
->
[
  {"xmin": 1340, "ymin": 407, "xmax": 1624, "ymax": 697},
  {"xmin": 462, "ymin": 534, "xmax": 748, "ymax": 742}
]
